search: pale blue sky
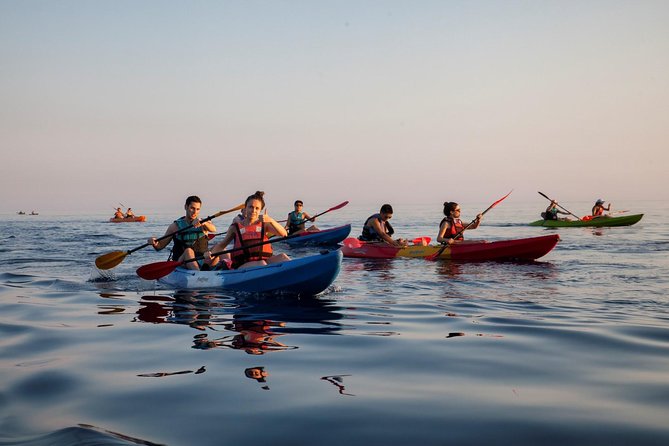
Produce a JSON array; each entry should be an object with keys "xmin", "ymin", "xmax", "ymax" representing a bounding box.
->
[{"xmin": 2, "ymin": 0, "xmax": 668, "ymax": 213}]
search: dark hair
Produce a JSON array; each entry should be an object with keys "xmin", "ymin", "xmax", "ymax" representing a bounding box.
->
[
  {"xmin": 380, "ymin": 204, "xmax": 393, "ymax": 214},
  {"xmin": 245, "ymin": 191, "xmax": 265, "ymax": 209},
  {"xmin": 294, "ymin": 200, "xmax": 303, "ymax": 206},
  {"xmin": 443, "ymin": 201, "xmax": 459, "ymax": 216},
  {"xmin": 185, "ymin": 196, "xmax": 202, "ymax": 207}
]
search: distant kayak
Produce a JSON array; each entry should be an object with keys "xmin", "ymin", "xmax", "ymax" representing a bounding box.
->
[
  {"xmin": 158, "ymin": 250, "xmax": 342, "ymax": 296},
  {"xmin": 529, "ymin": 214, "xmax": 643, "ymax": 227},
  {"xmin": 109, "ymin": 216, "xmax": 147, "ymax": 223},
  {"xmin": 284, "ymin": 224, "xmax": 351, "ymax": 247},
  {"xmin": 342, "ymin": 234, "xmax": 559, "ymax": 261}
]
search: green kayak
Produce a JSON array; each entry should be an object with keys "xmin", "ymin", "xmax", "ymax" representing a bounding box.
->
[{"xmin": 529, "ymin": 213, "xmax": 643, "ymax": 227}]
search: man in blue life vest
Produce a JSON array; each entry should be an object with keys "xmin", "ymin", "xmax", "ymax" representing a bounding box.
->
[{"xmin": 147, "ymin": 196, "xmax": 216, "ymax": 270}]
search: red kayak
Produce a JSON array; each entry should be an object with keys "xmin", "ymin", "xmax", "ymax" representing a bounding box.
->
[{"xmin": 342, "ymin": 234, "xmax": 560, "ymax": 261}]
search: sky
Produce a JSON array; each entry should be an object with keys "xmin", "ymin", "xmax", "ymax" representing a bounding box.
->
[{"xmin": 1, "ymin": 0, "xmax": 668, "ymax": 213}]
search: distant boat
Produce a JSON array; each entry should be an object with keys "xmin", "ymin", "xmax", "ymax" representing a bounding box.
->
[
  {"xmin": 17, "ymin": 211, "xmax": 26, "ymax": 215},
  {"xmin": 109, "ymin": 215, "xmax": 147, "ymax": 223},
  {"xmin": 30, "ymin": 211, "xmax": 39, "ymax": 216}
]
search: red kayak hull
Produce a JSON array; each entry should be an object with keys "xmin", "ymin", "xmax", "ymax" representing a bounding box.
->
[{"xmin": 342, "ymin": 234, "xmax": 560, "ymax": 261}]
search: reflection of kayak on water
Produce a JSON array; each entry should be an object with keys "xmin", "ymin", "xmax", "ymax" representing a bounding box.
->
[{"xmin": 109, "ymin": 215, "xmax": 147, "ymax": 223}]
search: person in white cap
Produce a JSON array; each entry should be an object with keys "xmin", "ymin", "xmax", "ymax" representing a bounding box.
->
[{"xmin": 592, "ymin": 199, "xmax": 611, "ymax": 217}]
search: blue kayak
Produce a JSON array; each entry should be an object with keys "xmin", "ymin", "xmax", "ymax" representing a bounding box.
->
[
  {"xmin": 284, "ymin": 224, "xmax": 351, "ymax": 247},
  {"xmin": 158, "ymin": 250, "xmax": 342, "ymax": 296}
]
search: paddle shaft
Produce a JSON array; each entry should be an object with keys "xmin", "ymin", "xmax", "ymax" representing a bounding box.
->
[
  {"xmin": 129, "ymin": 204, "xmax": 244, "ymax": 255},
  {"xmin": 537, "ymin": 192, "xmax": 582, "ymax": 221}
]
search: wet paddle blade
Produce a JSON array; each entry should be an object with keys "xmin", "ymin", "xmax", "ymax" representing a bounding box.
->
[
  {"xmin": 95, "ymin": 251, "xmax": 128, "ymax": 270},
  {"xmin": 412, "ymin": 237, "xmax": 431, "ymax": 245},
  {"xmin": 136, "ymin": 260, "xmax": 182, "ymax": 280}
]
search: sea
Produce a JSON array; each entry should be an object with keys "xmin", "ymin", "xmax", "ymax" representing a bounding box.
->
[{"xmin": 1, "ymin": 200, "xmax": 668, "ymax": 446}]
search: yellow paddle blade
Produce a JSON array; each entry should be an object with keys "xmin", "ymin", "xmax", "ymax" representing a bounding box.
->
[{"xmin": 95, "ymin": 251, "xmax": 128, "ymax": 270}]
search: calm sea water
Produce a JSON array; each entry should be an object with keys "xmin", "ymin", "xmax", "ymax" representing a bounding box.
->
[{"xmin": 1, "ymin": 201, "xmax": 668, "ymax": 446}]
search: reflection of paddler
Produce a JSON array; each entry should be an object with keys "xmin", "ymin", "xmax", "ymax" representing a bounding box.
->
[
  {"xmin": 245, "ymin": 366, "xmax": 270, "ymax": 390},
  {"xmin": 230, "ymin": 319, "xmax": 288, "ymax": 355}
]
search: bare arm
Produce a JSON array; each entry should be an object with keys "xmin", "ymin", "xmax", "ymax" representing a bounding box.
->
[{"xmin": 148, "ymin": 222, "xmax": 178, "ymax": 251}]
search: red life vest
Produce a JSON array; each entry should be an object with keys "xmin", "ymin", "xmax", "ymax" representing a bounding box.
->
[
  {"xmin": 231, "ymin": 220, "xmax": 273, "ymax": 268},
  {"xmin": 440, "ymin": 217, "xmax": 465, "ymax": 240}
]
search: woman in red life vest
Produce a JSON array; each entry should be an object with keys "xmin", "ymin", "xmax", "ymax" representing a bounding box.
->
[
  {"xmin": 205, "ymin": 191, "xmax": 290, "ymax": 270},
  {"xmin": 436, "ymin": 201, "xmax": 483, "ymax": 245},
  {"xmin": 591, "ymin": 199, "xmax": 611, "ymax": 217}
]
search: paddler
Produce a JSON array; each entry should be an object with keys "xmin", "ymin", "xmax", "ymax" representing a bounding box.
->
[
  {"xmin": 543, "ymin": 200, "xmax": 570, "ymax": 221},
  {"xmin": 205, "ymin": 191, "xmax": 290, "ymax": 270},
  {"xmin": 358, "ymin": 204, "xmax": 407, "ymax": 247},
  {"xmin": 591, "ymin": 199, "xmax": 611, "ymax": 217},
  {"xmin": 436, "ymin": 201, "xmax": 482, "ymax": 245},
  {"xmin": 147, "ymin": 195, "xmax": 216, "ymax": 270},
  {"xmin": 285, "ymin": 200, "xmax": 319, "ymax": 235},
  {"xmin": 113, "ymin": 207, "xmax": 124, "ymax": 219},
  {"xmin": 124, "ymin": 207, "xmax": 135, "ymax": 218}
]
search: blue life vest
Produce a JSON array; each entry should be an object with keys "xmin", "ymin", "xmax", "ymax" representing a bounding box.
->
[
  {"xmin": 171, "ymin": 217, "xmax": 207, "ymax": 260},
  {"xmin": 287, "ymin": 211, "xmax": 305, "ymax": 235}
]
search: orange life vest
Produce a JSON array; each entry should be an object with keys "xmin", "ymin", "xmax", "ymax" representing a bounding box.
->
[
  {"xmin": 440, "ymin": 217, "xmax": 465, "ymax": 240},
  {"xmin": 231, "ymin": 220, "xmax": 273, "ymax": 268}
]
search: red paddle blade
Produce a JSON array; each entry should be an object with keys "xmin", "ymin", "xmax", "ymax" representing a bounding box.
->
[
  {"xmin": 343, "ymin": 237, "xmax": 364, "ymax": 249},
  {"xmin": 328, "ymin": 201, "xmax": 349, "ymax": 212},
  {"xmin": 136, "ymin": 260, "xmax": 182, "ymax": 280},
  {"xmin": 487, "ymin": 190, "xmax": 513, "ymax": 212},
  {"xmin": 412, "ymin": 237, "xmax": 431, "ymax": 246},
  {"xmin": 425, "ymin": 247, "xmax": 444, "ymax": 261}
]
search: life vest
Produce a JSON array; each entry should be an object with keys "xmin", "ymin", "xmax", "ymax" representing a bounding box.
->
[
  {"xmin": 287, "ymin": 211, "xmax": 305, "ymax": 235},
  {"xmin": 231, "ymin": 220, "xmax": 273, "ymax": 268},
  {"xmin": 440, "ymin": 217, "xmax": 465, "ymax": 240},
  {"xmin": 359, "ymin": 214, "xmax": 394, "ymax": 242},
  {"xmin": 544, "ymin": 208, "xmax": 559, "ymax": 220},
  {"xmin": 592, "ymin": 205, "xmax": 604, "ymax": 216},
  {"xmin": 171, "ymin": 217, "xmax": 208, "ymax": 260}
]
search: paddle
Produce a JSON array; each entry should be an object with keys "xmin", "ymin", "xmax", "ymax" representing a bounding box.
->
[
  {"xmin": 136, "ymin": 230, "xmax": 317, "ymax": 280},
  {"xmin": 537, "ymin": 191, "xmax": 582, "ymax": 221},
  {"xmin": 278, "ymin": 201, "xmax": 349, "ymax": 224},
  {"xmin": 95, "ymin": 204, "xmax": 244, "ymax": 270},
  {"xmin": 343, "ymin": 236, "xmax": 431, "ymax": 249},
  {"xmin": 426, "ymin": 191, "xmax": 513, "ymax": 261}
]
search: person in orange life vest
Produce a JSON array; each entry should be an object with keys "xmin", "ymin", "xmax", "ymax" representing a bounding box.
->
[
  {"xmin": 205, "ymin": 191, "xmax": 290, "ymax": 270},
  {"xmin": 148, "ymin": 195, "xmax": 217, "ymax": 270},
  {"xmin": 591, "ymin": 199, "xmax": 611, "ymax": 217},
  {"xmin": 285, "ymin": 200, "xmax": 319, "ymax": 235},
  {"xmin": 436, "ymin": 201, "xmax": 483, "ymax": 245},
  {"xmin": 113, "ymin": 207, "xmax": 124, "ymax": 219}
]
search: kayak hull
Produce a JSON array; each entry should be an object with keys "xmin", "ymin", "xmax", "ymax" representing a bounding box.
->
[
  {"xmin": 158, "ymin": 250, "xmax": 342, "ymax": 296},
  {"xmin": 529, "ymin": 214, "xmax": 643, "ymax": 227},
  {"xmin": 285, "ymin": 224, "xmax": 352, "ymax": 247},
  {"xmin": 342, "ymin": 234, "xmax": 560, "ymax": 261},
  {"xmin": 109, "ymin": 216, "xmax": 147, "ymax": 223}
]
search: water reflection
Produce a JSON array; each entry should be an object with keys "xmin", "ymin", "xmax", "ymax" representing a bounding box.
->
[
  {"xmin": 245, "ymin": 366, "xmax": 270, "ymax": 390},
  {"xmin": 192, "ymin": 319, "xmax": 294, "ymax": 354},
  {"xmin": 321, "ymin": 374, "xmax": 355, "ymax": 396},
  {"xmin": 129, "ymin": 290, "xmax": 344, "ymax": 353}
]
